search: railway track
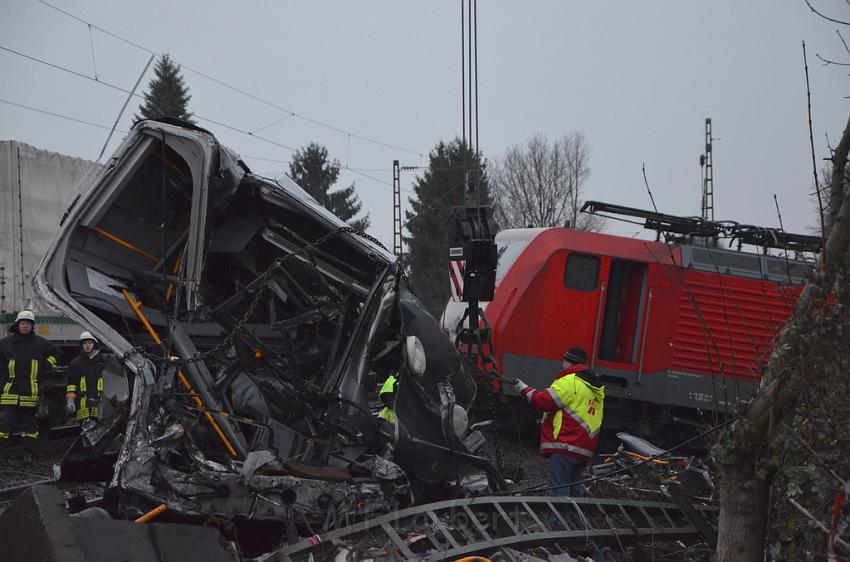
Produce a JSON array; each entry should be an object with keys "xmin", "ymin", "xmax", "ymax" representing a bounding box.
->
[{"xmin": 0, "ymin": 425, "xmax": 80, "ymax": 508}]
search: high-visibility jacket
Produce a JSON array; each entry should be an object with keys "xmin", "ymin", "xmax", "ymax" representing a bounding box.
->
[
  {"xmin": 377, "ymin": 374, "xmax": 397, "ymax": 424},
  {"xmin": 66, "ymin": 351, "xmax": 108, "ymax": 421},
  {"xmin": 0, "ymin": 331, "xmax": 59, "ymax": 408},
  {"xmin": 521, "ymin": 364, "xmax": 605, "ymax": 462}
]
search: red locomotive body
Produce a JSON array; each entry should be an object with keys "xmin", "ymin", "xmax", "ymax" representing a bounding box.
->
[{"xmin": 443, "ymin": 206, "xmax": 815, "ymax": 427}]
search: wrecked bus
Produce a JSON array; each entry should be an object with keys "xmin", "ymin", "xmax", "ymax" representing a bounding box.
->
[{"xmin": 33, "ymin": 119, "xmax": 502, "ymax": 546}]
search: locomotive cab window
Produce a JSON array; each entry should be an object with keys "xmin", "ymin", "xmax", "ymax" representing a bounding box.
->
[{"xmin": 564, "ymin": 253, "xmax": 600, "ymax": 291}]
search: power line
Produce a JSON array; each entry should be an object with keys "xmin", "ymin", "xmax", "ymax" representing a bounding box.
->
[
  {"xmin": 1, "ymin": 46, "xmax": 412, "ymax": 197},
  {"xmin": 0, "ymin": 44, "xmax": 299, "ymax": 153},
  {"xmin": 0, "ymin": 45, "xmax": 124, "ymax": 91},
  {"xmin": 1, "ymin": 94, "xmax": 398, "ymax": 201},
  {"xmin": 240, "ymin": 154, "xmax": 289, "ymax": 164},
  {"xmin": 345, "ymin": 167, "xmax": 414, "ymax": 195},
  {"xmin": 0, "ymin": 96, "xmax": 126, "ymax": 133},
  {"xmin": 32, "ymin": 0, "xmax": 425, "ymax": 158}
]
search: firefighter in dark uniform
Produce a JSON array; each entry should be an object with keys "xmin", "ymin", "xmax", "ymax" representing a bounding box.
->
[
  {"xmin": 65, "ymin": 331, "xmax": 107, "ymax": 425},
  {"xmin": 0, "ymin": 310, "xmax": 60, "ymax": 446}
]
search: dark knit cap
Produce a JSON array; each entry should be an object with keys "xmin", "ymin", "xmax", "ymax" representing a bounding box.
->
[{"xmin": 563, "ymin": 347, "xmax": 588, "ymax": 364}]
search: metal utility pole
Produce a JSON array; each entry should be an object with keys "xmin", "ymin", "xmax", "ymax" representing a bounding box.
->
[
  {"xmin": 391, "ymin": 161, "xmax": 417, "ymax": 258},
  {"xmin": 393, "ymin": 160, "xmax": 402, "ymax": 256},
  {"xmin": 700, "ymin": 118, "xmax": 714, "ymax": 223}
]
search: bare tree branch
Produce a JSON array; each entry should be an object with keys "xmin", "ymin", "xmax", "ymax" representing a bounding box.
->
[
  {"xmin": 838, "ymin": 29, "xmax": 850, "ymax": 57},
  {"xmin": 491, "ymin": 132, "xmax": 603, "ymax": 231},
  {"xmin": 805, "ymin": 0, "xmax": 850, "ymax": 25},
  {"xmin": 816, "ymin": 53, "xmax": 850, "ymax": 66},
  {"xmin": 804, "ymin": 41, "xmax": 827, "ymax": 239},
  {"xmin": 788, "ymin": 499, "xmax": 850, "ymax": 551}
]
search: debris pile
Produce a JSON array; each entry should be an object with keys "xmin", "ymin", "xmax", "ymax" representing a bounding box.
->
[
  {"xmin": 0, "ymin": 120, "xmax": 723, "ymax": 560},
  {"xmin": 31, "ymin": 120, "xmax": 502, "ymax": 553}
]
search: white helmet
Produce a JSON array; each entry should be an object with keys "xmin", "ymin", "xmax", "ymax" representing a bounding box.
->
[
  {"xmin": 79, "ymin": 331, "xmax": 98, "ymax": 344},
  {"xmin": 15, "ymin": 310, "xmax": 36, "ymax": 324}
]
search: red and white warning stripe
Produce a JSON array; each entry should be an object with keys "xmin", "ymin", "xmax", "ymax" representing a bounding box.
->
[{"xmin": 449, "ymin": 260, "xmax": 465, "ymax": 302}]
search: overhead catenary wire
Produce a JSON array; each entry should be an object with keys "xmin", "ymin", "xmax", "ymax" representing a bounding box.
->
[
  {"xmin": 2, "ymin": 41, "xmax": 481, "ymax": 202},
  {"xmin": 31, "ymin": 0, "xmax": 424, "ymax": 158},
  {"xmin": 4, "ymin": 38, "xmax": 470, "ymax": 247},
  {"xmin": 1, "ymin": 45, "xmax": 408, "ymax": 199},
  {"xmin": 1, "ymin": 89, "xmax": 407, "ymax": 209},
  {"xmin": 0, "ymin": 97, "xmax": 127, "ymax": 132},
  {"xmin": 0, "ymin": 46, "xmax": 281, "ymax": 148}
]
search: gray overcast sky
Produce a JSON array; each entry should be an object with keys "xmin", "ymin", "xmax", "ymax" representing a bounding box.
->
[{"xmin": 2, "ymin": 1, "xmax": 848, "ymax": 248}]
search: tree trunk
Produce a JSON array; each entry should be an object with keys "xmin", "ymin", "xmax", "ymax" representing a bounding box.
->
[
  {"xmin": 717, "ymin": 462, "xmax": 770, "ymax": 560},
  {"xmin": 715, "ymin": 109, "xmax": 850, "ymax": 561}
]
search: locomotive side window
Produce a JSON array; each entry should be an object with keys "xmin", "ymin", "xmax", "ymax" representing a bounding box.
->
[{"xmin": 564, "ymin": 253, "xmax": 600, "ymax": 291}]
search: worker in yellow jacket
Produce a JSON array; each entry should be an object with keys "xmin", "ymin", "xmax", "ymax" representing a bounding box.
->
[
  {"xmin": 376, "ymin": 373, "xmax": 397, "ymax": 425},
  {"xmin": 507, "ymin": 347, "xmax": 605, "ymax": 497}
]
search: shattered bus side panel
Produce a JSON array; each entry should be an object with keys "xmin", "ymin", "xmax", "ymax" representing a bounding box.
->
[{"xmin": 34, "ymin": 120, "xmax": 498, "ymax": 535}]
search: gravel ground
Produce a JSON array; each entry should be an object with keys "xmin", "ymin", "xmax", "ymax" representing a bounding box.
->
[
  {"xmin": 0, "ymin": 439, "xmax": 67, "ymax": 512},
  {"xmin": 0, "ymin": 439, "xmax": 70, "ymax": 483}
]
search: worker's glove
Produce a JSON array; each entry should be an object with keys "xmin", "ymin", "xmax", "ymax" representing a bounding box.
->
[
  {"xmin": 65, "ymin": 397, "xmax": 77, "ymax": 416},
  {"xmin": 502, "ymin": 378, "xmax": 528, "ymax": 394}
]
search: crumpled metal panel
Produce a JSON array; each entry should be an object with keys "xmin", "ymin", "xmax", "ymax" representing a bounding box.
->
[{"xmin": 33, "ymin": 119, "xmax": 500, "ymax": 536}]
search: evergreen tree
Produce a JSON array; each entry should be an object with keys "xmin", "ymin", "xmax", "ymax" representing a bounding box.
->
[
  {"xmin": 135, "ymin": 54, "xmax": 195, "ymax": 124},
  {"xmin": 404, "ymin": 139, "xmax": 490, "ymax": 317},
  {"xmin": 288, "ymin": 142, "xmax": 370, "ymax": 231}
]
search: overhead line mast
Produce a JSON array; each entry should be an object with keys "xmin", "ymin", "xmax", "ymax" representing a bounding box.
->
[{"xmin": 700, "ymin": 118, "xmax": 715, "ymax": 223}]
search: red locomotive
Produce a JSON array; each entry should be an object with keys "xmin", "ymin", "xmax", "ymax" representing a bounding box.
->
[{"xmin": 443, "ymin": 201, "xmax": 820, "ymax": 432}]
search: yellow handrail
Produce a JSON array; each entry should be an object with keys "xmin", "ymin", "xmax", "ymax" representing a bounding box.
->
[
  {"xmin": 93, "ymin": 226, "xmax": 158, "ymax": 263},
  {"xmin": 134, "ymin": 503, "xmax": 166, "ymax": 523},
  {"xmin": 121, "ymin": 289, "xmax": 239, "ymax": 458}
]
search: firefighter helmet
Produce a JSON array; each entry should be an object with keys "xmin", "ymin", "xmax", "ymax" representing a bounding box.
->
[
  {"xmin": 79, "ymin": 331, "xmax": 98, "ymax": 344},
  {"xmin": 14, "ymin": 310, "xmax": 36, "ymax": 324}
]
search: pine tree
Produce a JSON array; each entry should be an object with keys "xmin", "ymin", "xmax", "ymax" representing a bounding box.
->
[
  {"xmin": 404, "ymin": 139, "xmax": 490, "ymax": 317},
  {"xmin": 135, "ymin": 54, "xmax": 195, "ymax": 124},
  {"xmin": 288, "ymin": 142, "xmax": 370, "ymax": 231}
]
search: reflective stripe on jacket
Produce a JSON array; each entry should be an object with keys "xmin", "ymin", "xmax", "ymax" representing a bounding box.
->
[
  {"xmin": 0, "ymin": 332, "xmax": 59, "ymax": 408},
  {"xmin": 377, "ymin": 406, "xmax": 396, "ymax": 424},
  {"xmin": 377, "ymin": 374, "xmax": 397, "ymax": 424},
  {"xmin": 521, "ymin": 364, "xmax": 605, "ymax": 462},
  {"xmin": 67, "ymin": 352, "xmax": 108, "ymax": 421}
]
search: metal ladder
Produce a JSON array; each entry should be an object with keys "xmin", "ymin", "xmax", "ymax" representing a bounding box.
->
[{"xmin": 270, "ymin": 495, "xmax": 718, "ymax": 561}]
